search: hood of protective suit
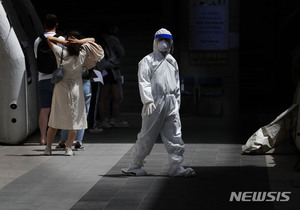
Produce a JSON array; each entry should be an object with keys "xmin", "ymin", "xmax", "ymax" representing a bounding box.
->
[{"xmin": 153, "ymin": 28, "xmax": 174, "ymax": 55}]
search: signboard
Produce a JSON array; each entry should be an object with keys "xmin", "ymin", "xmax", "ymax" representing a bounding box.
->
[{"xmin": 189, "ymin": 0, "xmax": 228, "ymax": 65}]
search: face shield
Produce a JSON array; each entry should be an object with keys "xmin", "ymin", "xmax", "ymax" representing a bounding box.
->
[{"xmin": 153, "ymin": 28, "xmax": 174, "ymax": 54}]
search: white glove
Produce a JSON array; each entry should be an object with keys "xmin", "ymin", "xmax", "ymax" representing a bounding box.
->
[{"xmin": 144, "ymin": 102, "xmax": 156, "ymax": 115}]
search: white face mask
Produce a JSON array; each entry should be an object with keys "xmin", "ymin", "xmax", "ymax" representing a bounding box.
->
[{"xmin": 157, "ymin": 40, "xmax": 169, "ymax": 52}]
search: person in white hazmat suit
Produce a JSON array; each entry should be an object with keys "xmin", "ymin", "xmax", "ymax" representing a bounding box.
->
[{"xmin": 121, "ymin": 28, "xmax": 195, "ymax": 177}]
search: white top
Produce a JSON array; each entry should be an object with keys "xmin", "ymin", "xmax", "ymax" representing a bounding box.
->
[{"xmin": 33, "ymin": 32, "xmax": 65, "ymax": 81}]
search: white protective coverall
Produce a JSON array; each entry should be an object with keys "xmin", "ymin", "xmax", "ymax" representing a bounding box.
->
[{"xmin": 122, "ymin": 28, "xmax": 195, "ymax": 177}]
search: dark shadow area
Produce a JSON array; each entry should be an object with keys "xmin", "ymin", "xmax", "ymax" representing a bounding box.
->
[
  {"xmin": 239, "ymin": 1, "xmax": 300, "ymax": 114},
  {"xmin": 73, "ymin": 166, "xmax": 276, "ymax": 210},
  {"xmin": 145, "ymin": 166, "xmax": 274, "ymax": 210},
  {"xmin": 241, "ymin": 140, "xmax": 300, "ymax": 209}
]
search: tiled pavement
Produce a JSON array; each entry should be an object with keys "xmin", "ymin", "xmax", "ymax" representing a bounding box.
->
[{"xmin": 0, "ymin": 113, "xmax": 300, "ymax": 210}]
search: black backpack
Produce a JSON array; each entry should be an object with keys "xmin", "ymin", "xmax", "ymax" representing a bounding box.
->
[{"xmin": 37, "ymin": 33, "xmax": 60, "ymax": 74}]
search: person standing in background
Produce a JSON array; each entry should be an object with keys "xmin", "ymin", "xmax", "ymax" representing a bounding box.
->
[
  {"xmin": 44, "ymin": 32, "xmax": 104, "ymax": 156},
  {"xmin": 96, "ymin": 25, "xmax": 128, "ymax": 128},
  {"xmin": 34, "ymin": 14, "xmax": 64, "ymax": 145}
]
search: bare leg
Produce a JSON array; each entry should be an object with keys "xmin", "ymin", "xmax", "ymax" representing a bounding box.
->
[
  {"xmin": 39, "ymin": 108, "xmax": 51, "ymax": 144},
  {"xmin": 66, "ymin": 130, "xmax": 77, "ymax": 149},
  {"xmin": 46, "ymin": 127, "xmax": 57, "ymax": 148}
]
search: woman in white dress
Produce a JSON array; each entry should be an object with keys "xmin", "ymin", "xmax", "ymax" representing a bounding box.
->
[{"xmin": 44, "ymin": 31, "xmax": 104, "ymax": 156}]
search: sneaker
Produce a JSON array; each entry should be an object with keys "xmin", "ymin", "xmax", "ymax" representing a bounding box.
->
[
  {"xmin": 114, "ymin": 121, "xmax": 129, "ymax": 128},
  {"xmin": 44, "ymin": 147, "xmax": 52, "ymax": 156},
  {"xmin": 65, "ymin": 148, "xmax": 74, "ymax": 156},
  {"xmin": 89, "ymin": 127, "xmax": 104, "ymax": 133},
  {"xmin": 56, "ymin": 142, "xmax": 66, "ymax": 150},
  {"xmin": 75, "ymin": 142, "xmax": 84, "ymax": 150}
]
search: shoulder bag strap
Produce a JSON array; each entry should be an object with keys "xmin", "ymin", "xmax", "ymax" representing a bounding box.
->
[{"xmin": 59, "ymin": 48, "xmax": 63, "ymax": 66}]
